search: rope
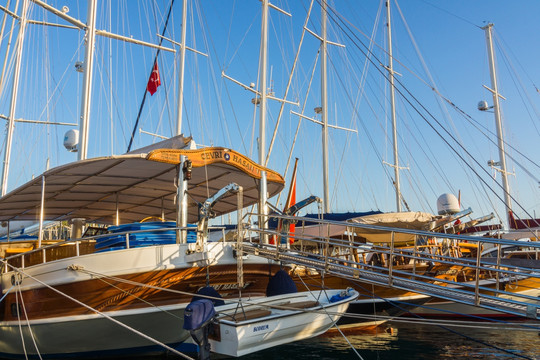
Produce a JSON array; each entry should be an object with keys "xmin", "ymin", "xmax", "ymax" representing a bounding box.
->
[
  {"xmin": 75, "ymin": 266, "xmax": 355, "ymax": 315},
  {"xmin": 14, "ymin": 287, "xmax": 29, "ymax": 360},
  {"xmin": 87, "ymin": 274, "xmax": 182, "ymax": 320},
  {"xmin": 344, "ymin": 277, "xmax": 537, "ymax": 359},
  {"xmin": 16, "ymin": 284, "xmax": 43, "ymax": 360},
  {"xmin": 126, "ymin": 0, "xmax": 175, "ymax": 152},
  {"xmin": 2, "ymin": 263, "xmax": 194, "ymax": 360},
  {"xmin": 0, "ymin": 283, "xmax": 13, "ymax": 303},
  {"xmin": 295, "ymin": 271, "xmax": 364, "ymax": 359}
]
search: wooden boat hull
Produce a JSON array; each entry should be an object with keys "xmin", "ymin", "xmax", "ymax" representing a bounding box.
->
[
  {"xmin": 0, "ymin": 242, "xmax": 281, "ymax": 358},
  {"xmin": 408, "ymin": 277, "xmax": 540, "ymax": 319}
]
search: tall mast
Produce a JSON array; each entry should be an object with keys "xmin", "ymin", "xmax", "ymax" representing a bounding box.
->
[
  {"xmin": 1, "ymin": 0, "xmax": 28, "ymax": 196},
  {"xmin": 77, "ymin": 0, "xmax": 98, "ymax": 160},
  {"xmin": 175, "ymin": 0, "xmax": 188, "ymax": 135},
  {"xmin": 320, "ymin": 0, "xmax": 330, "ymax": 213},
  {"xmin": 386, "ymin": 0, "xmax": 401, "ymax": 212},
  {"xmin": 483, "ymin": 23, "xmax": 512, "ymax": 227},
  {"xmin": 259, "ymin": 0, "xmax": 269, "ymax": 243}
]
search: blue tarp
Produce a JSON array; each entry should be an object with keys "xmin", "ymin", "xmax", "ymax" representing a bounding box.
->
[{"xmin": 95, "ymin": 222, "xmax": 196, "ymax": 251}]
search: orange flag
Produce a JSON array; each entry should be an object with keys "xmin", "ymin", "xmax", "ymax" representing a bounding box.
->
[{"xmin": 284, "ymin": 159, "xmax": 298, "ymax": 244}]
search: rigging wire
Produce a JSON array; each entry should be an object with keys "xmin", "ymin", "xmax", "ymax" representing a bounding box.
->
[
  {"xmin": 322, "ymin": 0, "xmax": 540, "ymax": 227},
  {"xmin": 320, "ymin": 1, "xmax": 497, "ymax": 214},
  {"xmin": 417, "ymin": 0, "xmax": 482, "ymax": 30},
  {"xmin": 126, "ymin": 0, "xmax": 175, "ymax": 152},
  {"xmin": 15, "ymin": 283, "xmax": 43, "ymax": 359},
  {"xmin": 14, "ymin": 285, "xmax": 29, "ymax": 360},
  {"xmin": 1, "ymin": 262, "xmax": 195, "ymax": 360},
  {"xmin": 197, "ymin": 2, "xmax": 238, "ymax": 150},
  {"xmin": 395, "ymin": 1, "xmax": 540, "ymax": 206},
  {"xmin": 494, "ymin": 33, "xmax": 540, "ymax": 163},
  {"xmin": 337, "ymin": 275, "xmax": 537, "ymax": 359},
  {"xmin": 295, "ymin": 271, "xmax": 365, "ymax": 359}
]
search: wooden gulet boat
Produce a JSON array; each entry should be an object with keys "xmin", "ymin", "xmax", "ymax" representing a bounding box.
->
[{"xmin": 0, "ymin": 143, "xmax": 286, "ymax": 358}]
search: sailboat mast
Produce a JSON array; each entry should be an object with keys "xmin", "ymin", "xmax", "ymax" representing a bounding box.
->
[
  {"xmin": 321, "ymin": 0, "xmax": 330, "ymax": 213},
  {"xmin": 386, "ymin": 0, "xmax": 401, "ymax": 212},
  {"xmin": 483, "ymin": 23, "xmax": 512, "ymax": 227},
  {"xmin": 175, "ymin": 0, "xmax": 188, "ymax": 135},
  {"xmin": 1, "ymin": 0, "xmax": 28, "ymax": 196},
  {"xmin": 258, "ymin": 0, "xmax": 269, "ymax": 243},
  {"xmin": 77, "ymin": 0, "xmax": 98, "ymax": 161}
]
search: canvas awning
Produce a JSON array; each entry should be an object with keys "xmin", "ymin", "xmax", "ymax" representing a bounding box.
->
[
  {"xmin": 297, "ymin": 211, "xmax": 438, "ymax": 244},
  {"xmin": 0, "ymin": 147, "xmax": 284, "ymax": 224},
  {"xmin": 348, "ymin": 212, "xmax": 438, "ymax": 243}
]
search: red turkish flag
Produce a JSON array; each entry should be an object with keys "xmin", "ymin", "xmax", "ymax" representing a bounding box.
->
[{"xmin": 147, "ymin": 62, "xmax": 161, "ymax": 95}]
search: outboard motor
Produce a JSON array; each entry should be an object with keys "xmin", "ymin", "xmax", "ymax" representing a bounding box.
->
[{"xmin": 183, "ymin": 299, "xmax": 215, "ymax": 360}]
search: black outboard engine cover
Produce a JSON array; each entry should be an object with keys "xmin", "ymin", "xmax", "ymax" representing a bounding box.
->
[
  {"xmin": 192, "ymin": 286, "xmax": 225, "ymax": 307},
  {"xmin": 184, "ymin": 299, "xmax": 216, "ymax": 360}
]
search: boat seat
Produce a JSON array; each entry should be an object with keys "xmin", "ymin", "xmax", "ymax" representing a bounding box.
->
[
  {"xmin": 287, "ymin": 300, "xmax": 319, "ymax": 309},
  {"xmin": 232, "ymin": 308, "xmax": 272, "ymax": 322}
]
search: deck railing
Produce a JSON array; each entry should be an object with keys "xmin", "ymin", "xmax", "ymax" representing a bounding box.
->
[
  {"xmin": 243, "ymin": 213, "xmax": 540, "ymax": 319},
  {"xmin": 1, "ymin": 225, "xmax": 228, "ymax": 272}
]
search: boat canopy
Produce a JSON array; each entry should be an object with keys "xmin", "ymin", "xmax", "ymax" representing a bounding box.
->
[
  {"xmin": 0, "ymin": 147, "xmax": 284, "ymax": 224},
  {"xmin": 297, "ymin": 211, "xmax": 438, "ymax": 244},
  {"xmin": 348, "ymin": 212, "xmax": 438, "ymax": 243}
]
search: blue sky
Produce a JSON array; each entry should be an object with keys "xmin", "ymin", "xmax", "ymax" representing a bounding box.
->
[{"xmin": 1, "ymin": 0, "xmax": 540, "ymax": 229}]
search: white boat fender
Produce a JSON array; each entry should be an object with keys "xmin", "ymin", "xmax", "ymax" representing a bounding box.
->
[
  {"xmin": 329, "ymin": 287, "xmax": 355, "ymax": 303},
  {"xmin": 184, "ymin": 299, "xmax": 216, "ymax": 360}
]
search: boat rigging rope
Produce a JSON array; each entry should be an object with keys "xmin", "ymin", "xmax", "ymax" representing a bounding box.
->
[
  {"xmin": 82, "ymin": 273, "xmax": 183, "ymax": 320},
  {"xmin": 320, "ymin": 0, "xmax": 539, "ymax": 220},
  {"xmin": 295, "ymin": 271, "xmax": 364, "ymax": 359},
  {"xmin": 366, "ymin": 283, "xmax": 536, "ymax": 359},
  {"xmin": 0, "ymin": 283, "xmax": 13, "ymax": 303},
  {"xmin": 73, "ymin": 266, "xmax": 350, "ymax": 315},
  {"xmin": 327, "ymin": 2, "xmax": 539, "ymax": 225},
  {"xmin": 15, "ymin": 283, "xmax": 43, "ymax": 360},
  {"xmin": 126, "ymin": 0, "xmax": 175, "ymax": 152},
  {"xmin": 1, "ymin": 263, "xmax": 195, "ymax": 360},
  {"xmin": 17, "ymin": 259, "xmax": 540, "ymax": 329},
  {"xmin": 14, "ymin": 286, "xmax": 30, "ymax": 360},
  {"xmin": 294, "ymin": 264, "xmax": 538, "ymax": 358}
]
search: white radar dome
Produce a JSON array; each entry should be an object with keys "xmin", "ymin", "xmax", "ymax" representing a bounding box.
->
[
  {"xmin": 63, "ymin": 129, "xmax": 79, "ymax": 152},
  {"xmin": 437, "ymin": 193, "xmax": 460, "ymax": 215}
]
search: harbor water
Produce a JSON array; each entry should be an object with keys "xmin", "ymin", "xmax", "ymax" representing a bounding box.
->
[{"xmin": 232, "ymin": 319, "xmax": 540, "ymax": 360}]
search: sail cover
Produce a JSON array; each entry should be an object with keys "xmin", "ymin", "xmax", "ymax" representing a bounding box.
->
[
  {"xmin": 0, "ymin": 147, "xmax": 284, "ymax": 224},
  {"xmin": 348, "ymin": 212, "xmax": 438, "ymax": 243},
  {"xmin": 297, "ymin": 211, "xmax": 437, "ymax": 244}
]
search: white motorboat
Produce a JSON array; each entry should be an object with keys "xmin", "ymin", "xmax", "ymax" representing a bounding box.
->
[{"xmin": 208, "ymin": 289, "xmax": 358, "ymax": 357}]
